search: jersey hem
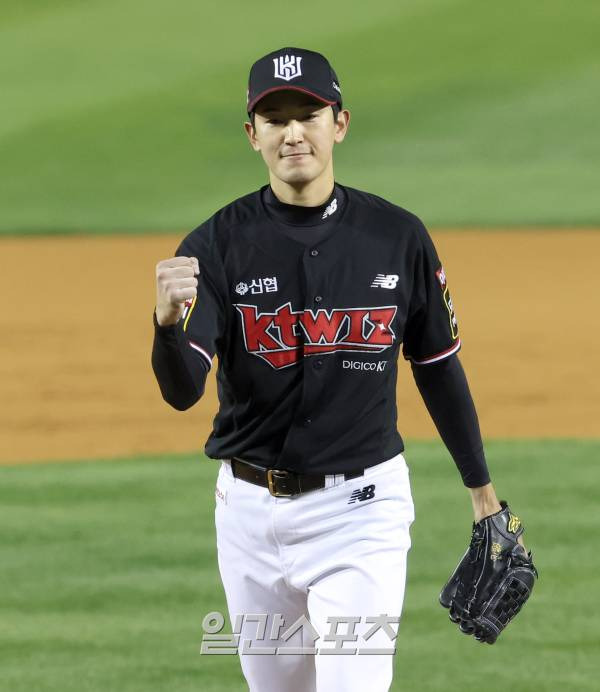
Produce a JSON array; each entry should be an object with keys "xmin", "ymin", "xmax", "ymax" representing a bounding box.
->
[
  {"xmin": 408, "ymin": 338, "xmax": 461, "ymax": 365},
  {"xmin": 188, "ymin": 340, "xmax": 213, "ymax": 370}
]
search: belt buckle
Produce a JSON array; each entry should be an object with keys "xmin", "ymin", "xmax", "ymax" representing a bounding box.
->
[{"xmin": 267, "ymin": 469, "xmax": 294, "ymax": 497}]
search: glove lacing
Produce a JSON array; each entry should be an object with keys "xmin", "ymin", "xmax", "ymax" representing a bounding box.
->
[{"xmin": 455, "ymin": 522, "xmax": 486, "ymax": 615}]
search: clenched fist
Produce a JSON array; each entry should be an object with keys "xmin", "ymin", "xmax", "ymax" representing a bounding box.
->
[{"xmin": 155, "ymin": 256, "xmax": 200, "ymax": 327}]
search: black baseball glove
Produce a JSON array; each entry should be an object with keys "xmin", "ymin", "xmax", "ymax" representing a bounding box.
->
[{"xmin": 439, "ymin": 500, "xmax": 538, "ymax": 644}]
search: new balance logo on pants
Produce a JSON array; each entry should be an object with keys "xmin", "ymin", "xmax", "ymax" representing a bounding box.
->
[{"xmin": 348, "ymin": 484, "xmax": 376, "ymax": 504}]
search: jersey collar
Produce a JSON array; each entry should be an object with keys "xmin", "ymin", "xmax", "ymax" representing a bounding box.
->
[
  {"xmin": 253, "ymin": 181, "xmax": 355, "ymax": 256},
  {"xmin": 262, "ymin": 183, "xmax": 344, "ymax": 227}
]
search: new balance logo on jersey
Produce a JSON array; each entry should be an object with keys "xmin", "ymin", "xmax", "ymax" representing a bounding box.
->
[
  {"xmin": 322, "ymin": 198, "xmax": 338, "ymax": 219},
  {"xmin": 371, "ymin": 274, "xmax": 399, "ymax": 289},
  {"xmin": 348, "ymin": 484, "xmax": 376, "ymax": 504},
  {"xmin": 234, "ymin": 301, "xmax": 397, "ymax": 369},
  {"xmin": 273, "ymin": 55, "xmax": 302, "ymax": 81}
]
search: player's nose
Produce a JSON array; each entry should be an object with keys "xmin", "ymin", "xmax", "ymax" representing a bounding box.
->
[{"xmin": 283, "ymin": 120, "xmax": 304, "ymax": 144}]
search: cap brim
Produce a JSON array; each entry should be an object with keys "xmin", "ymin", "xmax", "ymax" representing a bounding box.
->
[{"xmin": 248, "ymin": 86, "xmax": 337, "ymax": 114}]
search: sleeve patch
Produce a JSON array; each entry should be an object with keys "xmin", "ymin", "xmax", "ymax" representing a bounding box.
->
[
  {"xmin": 435, "ymin": 266, "xmax": 459, "ymax": 340},
  {"xmin": 182, "ymin": 296, "xmax": 197, "ymax": 332}
]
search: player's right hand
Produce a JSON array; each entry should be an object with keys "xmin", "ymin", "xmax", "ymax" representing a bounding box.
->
[{"xmin": 155, "ymin": 256, "xmax": 200, "ymax": 327}]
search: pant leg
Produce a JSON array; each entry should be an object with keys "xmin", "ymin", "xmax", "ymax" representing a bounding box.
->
[
  {"xmin": 283, "ymin": 454, "xmax": 415, "ymax": 692},
  {"xmin": 214, "ymin": 461, "xmax": 317, "ymax": 692},
  {"xmin": 308, "ymin": 551, "xmax": 409, "ymax": 692}
]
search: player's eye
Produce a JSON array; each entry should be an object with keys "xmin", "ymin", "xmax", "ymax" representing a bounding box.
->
[{"xmin": 266, "ymin": 114, "xmax": 317, "ymax": 125}]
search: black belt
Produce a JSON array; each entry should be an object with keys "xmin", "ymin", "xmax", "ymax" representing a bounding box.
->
[{"xmin": 229, "ymin": 457, "xmax": 365, "ymax": 497}]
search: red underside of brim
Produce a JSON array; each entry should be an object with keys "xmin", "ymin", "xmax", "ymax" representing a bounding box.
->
[{"xmin": 248, "ymin": 86, "xmax": 337, "ymax": 113}]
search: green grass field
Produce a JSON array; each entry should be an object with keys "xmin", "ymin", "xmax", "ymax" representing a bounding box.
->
[
  {"xmin": 1, "ymin": 439, "xmax": 598, "ymax": 691},
  {"xmin": 1, "ymin": 2, "xmax": 598, "ymax": 689},
  {"xmin": 1, "ymin": 0, "xmax": 599, "ymax": 232}
]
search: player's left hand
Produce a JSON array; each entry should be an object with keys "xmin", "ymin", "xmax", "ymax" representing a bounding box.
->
[{"xmin": 439, "ymin": 501, "xmax": 538, "ymax": 644}]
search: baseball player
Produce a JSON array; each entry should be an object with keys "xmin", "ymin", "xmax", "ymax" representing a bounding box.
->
[{"xmin": 151, "ymin": 47, "xmax": 536, "ymax": 691}]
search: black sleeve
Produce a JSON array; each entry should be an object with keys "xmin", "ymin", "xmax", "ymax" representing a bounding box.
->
[
  {"xmin": 151, "ymin": 311, "xmax": 210, "ymax": 410},
  {"xmin": 402, "ymin": 221, "xmax": 461, "ymax": 365},
  {"xmin": 411, "ymin": 353, "xmax": 491, "ymax": 488},
  {"xmin": 150, "ymin": 224, "xmax": 227, "ymax": 411},
  {"xmin": 172, "ymin": 230, "xmax": 227, "ymax": 368}
]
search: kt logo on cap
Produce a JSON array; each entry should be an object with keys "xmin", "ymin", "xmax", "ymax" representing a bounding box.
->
[{"xmin": 273, "ymin": 55, "xmax": 303, "ymax": 81}]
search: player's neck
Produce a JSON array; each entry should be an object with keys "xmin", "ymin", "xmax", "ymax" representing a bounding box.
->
[{"xmin": 269, "ymin": 169, "xmax": 335, "ymax": 207}]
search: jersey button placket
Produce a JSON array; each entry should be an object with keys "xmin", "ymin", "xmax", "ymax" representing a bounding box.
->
[{"xmin": 300, "ymin": 246, "xmax": 323, "ymax": 431}]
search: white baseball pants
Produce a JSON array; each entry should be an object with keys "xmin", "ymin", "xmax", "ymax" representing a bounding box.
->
[{"xmin": 214, "ymin": 452, "xmax": 415, "ymax": 692}]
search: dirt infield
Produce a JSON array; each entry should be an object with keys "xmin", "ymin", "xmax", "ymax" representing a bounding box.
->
[{"xmin": 1, "ymin": 230, "xmax": 598, "ymax": 464}]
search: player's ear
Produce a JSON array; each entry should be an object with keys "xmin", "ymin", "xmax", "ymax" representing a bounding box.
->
[
  {"xmin": 244, "ymin": 120, "xmax": 261, "ymax": 152},
  {"xmin": 334, "ymin": 108, "xmax": 350, "ymax": 144}
]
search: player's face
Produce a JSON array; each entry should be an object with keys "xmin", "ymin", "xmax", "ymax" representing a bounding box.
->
[{"xmin": 244, "ymin": 90, "xmax": 349, "ymax": 187}]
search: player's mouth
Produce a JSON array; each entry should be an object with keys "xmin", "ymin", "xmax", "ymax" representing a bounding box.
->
[{"xmin": 282, "ymin": 152, "xmax": 310, "ymax": 158}]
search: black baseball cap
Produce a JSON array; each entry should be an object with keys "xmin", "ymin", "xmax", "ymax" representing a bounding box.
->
[{"xmin": 246, "ymin": 47, "xmax": 342, "ymax": 117}]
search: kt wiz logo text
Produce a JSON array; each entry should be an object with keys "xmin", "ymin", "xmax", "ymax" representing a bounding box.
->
[{"xmin": 234, "ymin": 301, "xmax": 397, "ymax": 370}]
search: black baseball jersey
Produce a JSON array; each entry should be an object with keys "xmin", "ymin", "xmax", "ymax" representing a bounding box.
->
[{"xmin": 157, "ymin": 181, "xmax": 461, "ymax": 475}]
